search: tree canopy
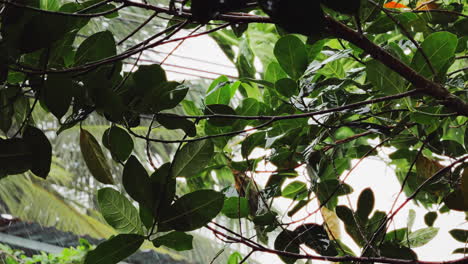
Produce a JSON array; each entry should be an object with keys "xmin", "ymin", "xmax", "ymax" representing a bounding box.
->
[{"xmin": 0, "ymin": 0, "xmax": 467, "ymax": 264}]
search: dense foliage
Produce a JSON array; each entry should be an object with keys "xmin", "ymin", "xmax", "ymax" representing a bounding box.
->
[
  {"xmin": 0, "ymin": 0, "xmax": 467, "ymax": 263},
  {"xmin": 0, "ymin": 240, "xmax": 90, "ymax": 264}
]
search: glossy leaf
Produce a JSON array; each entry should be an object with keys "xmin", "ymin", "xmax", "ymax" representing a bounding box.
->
[
  {"xmin": 84, "ymin": 234, "xmax": 144, "ymax": 264},
  {"xmin": 274, "ymin": 229, "xmax": 300, "ymax": 264},
  {"xmin": 282, "ymin": 181, "xmax": 307, "ymax": 200},
  {"xmin": 221, "ymin": 197, "xmax": 249, "ymax": 219},
  {"xmin": 102, "ymin": 126, "xmax": 133, "ymax": 162},
  {"xmin": 450, "ymin": 229, "xmax": 468, "ymax": 243},
  {"xmin": 424, "ymin": 212, "xmax": 437, "ymax": 227},
  {"xmin": 75, "ymin": 31, "xmax": 116, "ymax": 65},
  {"xmin": 0, "ymin": 138, "xmax": 33, "ymax": 178},
  {"xmin": 410, "ymin": 32, "xmax": 458, "ymax": 79},
  {"xmin": 156, "ymin": 114, "xmax": 196, "ymax": 137},
  {"xmin": 97, "ymin": 187, "xmax": 143, "ymax": 234},
  {"xmin": 366, "ymin": 59, "xmax": 406, "ymax": 95},
  {"xmin": 356, "ymin": 188, "xmax": 374, "ymax": 221},
  {"xmin": 80, "ymin": 129, "xmax": 114, "ymax": 184},
  {"xmin": 23, "ymin": 126, "xmax": 52, "ymax": 179},
  {"xmin": 274, "ymin": 35, "xmax": 308, "ymax": 80},
  {"xmin": 160, "ymin": 189, "xmax": 225, "ymax": 231},
  {"xmin": 204, "ymin": 104, "xmax": 237, "ymax": 127},
  {"xmin": 153, "ymin": 231, "xmax": 193, "ymax": 251},
  {"xmin": 122, "ymin": 156, "xmax": 152, "ymax": 208},
  {"xmin": 172, "ymin": 140, "xmax": 214, "ymax": 177},
  {"xmin": 42, "ymin": 75, "xmax": 72, "ymax": 119},
  {"xmin": 404, "ymin": 227, "xmax": 439, "ymax": 248}
]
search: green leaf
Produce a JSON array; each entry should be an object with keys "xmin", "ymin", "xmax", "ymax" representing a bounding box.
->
[
  {"xmin": 205, "ymin": 77, "xmax": 237, "ymax": 105},
  {"xmin": 75, "ymin": 31, "xmax": 116, "ymax": 65},
  {"xmin": 407, "ymin": 209, "xmax": 416, "ymax": 231},
  {"xmin": 227, "ymin": 252, "xmax": 243, "ymax": 264},
  {"xmin": 133, "ymin": 64, "xmax": 167, "ymax": 95},
  {"xmin": 316, "ymin": 180, "xmax": 353, "ymax": 209},
  {"xmin": 41, "ymin": 0, "xmax": 60, "ymax": 11},
  {"xmin": 0, "ymin": 138, "xmax": 33, "ymax": 178},
  {"xmin": 241, "ymin": 131, "xmax": 266, "ymax": 159},
  {"xmin": 444, "ymin": 189, "xmax": 468, "ymax": 212},
  {"xmin": 318, "ymin": 60, "xmax": 346, "ymax": 79},
  {"xmin": 453, "ymin": 248, "xmax": 468, "ymax": 254},
  {"xmin": 356, "ymin": 188, "xmax": 374, "ymax": 221},
  {"xmin": 84, "ymin": 234, "xmax": 144, "ymax": 264},
  {"xmin": 152, "ymin": 231, "xmax": 193, "ymax": 251},
  {"xmin": 282, "ymin": 181, "xmax": 307, "ymax": 200},
  {"xmin": 424, "ymin": 212, "xmax": 437, "ymax": 227},
  {"xmin": 274, "ymin": 35, "xmax": 308, "ymax": 80},
  {"xmin": 380, "ymin": 242, "xmax": 417, "ymax": 260},
  {"xmin": 410, "ymin": 32, "xmax": 458, "ymax": 79},
  {"xmin": 97, "ymin": 188, "xmax": 143, "ymax": 234},
  {"xmin": 0, "ymin": 90, "xmax": 13, "ymax": 134},
  {"xmin": 450, "ymin": 229, "xmax": 468, "ymax": 243},
  {"xmin": 221, "ymin": 197, "xmax": 249, "ymax": 219},
  {"xmin": 204, "ymin": 104, "xmax": 237, "ymax": 127},
  {"xmin": 139, "ymin": 82, "xmax": 188, "ymax": 113},
  {"xmin": 367, "ymin": 13, "xmax": 422, "ymax": 34},
  {"xmin": 42, "ymin": 75, "xmax": 72, "ymax": 119},
  {"xmin": 122, "ymin": 156, "xmax": 152, "ymax": 208},
  {"xmin": 23, "ymin": 126, "xmax": 52, "ymax": 179},
  {"xmin": 156, "ymin": 114, "xmax": 196, "ymax": 137},
  {"xmin": 160, "ymin": 189, "xmax": 225, "ymax": 231},
  {"xmin": 150, "ymin": 162, "xmax": 176, "ymax": 213},
  {"xmin": 252, "ymin": 211, "xmax": 277, "ymax": 226},
  {"xmin": 294, "ymin": 223, "xmax": 337, "ymax": 256},
  {"xmin": 404, "ymin": 227, "xmax": 439, "ymax": 248},
  {"xmin": 172, "ymin": 140, "xmax": 214, "ymax": 177},
  {"xmin": 366, "ymin": 59, "xmax": 406, "ymax": 95},
  {"xmin": 102, "ymin": 126, "xmax": 133, "ymax": 162},
  {"xmin": 264, "ymin": 62, "xmax": 288, "ymax": 83},
  {"xmin": 275, "ymin": 78, "xmax": 298, "ymax": 98},
  {"xmin": 80, "ymin": 129, "xmax": 114, "ymax": 184},
  {"xmin": 274, "ymin": 229, "xmax": 300, "ymax": 264}
]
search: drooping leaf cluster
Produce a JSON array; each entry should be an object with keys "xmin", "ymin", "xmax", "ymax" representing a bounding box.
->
[{"xmin": 0, "ymin": 0, "xmax": 467, "ymax": 264}]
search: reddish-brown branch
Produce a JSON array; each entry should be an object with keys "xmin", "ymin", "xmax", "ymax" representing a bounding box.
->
[{"xmin": 205, "ymin": 224, "xmax": 468, "ymax": 264}]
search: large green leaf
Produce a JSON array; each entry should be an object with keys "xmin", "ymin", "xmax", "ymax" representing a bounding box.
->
[
  {"xmin": 42, "ymin": 75, "xmax": 72, "ymax": 119},
  {"xmin": 23, "ymin": 126, "xmax": 52, "ymax": 179},
  {"xmin": 80, "ymin": 129, "xmax": 114, "ymax": 184},
  {"xmin": 204, "ymin": 104, "xmax": 237, "ymax": 127},
  {"xmin": 282, "ymin": 181, "xmax": 307, "ymax": 200},
  {"xmin": 221, "ymin": 197, "xmax": 249, "ymax": 219},
  {"xmin": 172, "ymin": 140, "xmax": 214, "ymax": 177},
  {"xmin": 274, "ymin": 229, "xmax": 300, "ymax": 264},
  {"xmin": 160, "ymin": 190, "xmax": 224, "ymax": 231},
  {"xmin": 294, "ymin": 223, "xmax": 337, "ymax": 256},
  {"xmin": 152, "ymin": 231, "xmax": 193, "ymax": 251},
  {"xmin": 404, "ymin": 227, "xmax": 439, "ymax": 248},
  {"xmin": 97, "ymin": 188, "xmax": 143, "ymax": 234},
  {"xmin": 356, "ymin": 188, "xmax": 374, "ymax": 222},
  {"xmin": 84, "ymin": 234, "xmax": 144, "ymax": 264},
  {"xmin": 0, "ymin": 138, "xmax": 33, "ymax": 178},
  {"xmin": 274, "ymin": 35, "xmax": 308, "ymax": 80},
  {"xmin": 205, "ymin": 76, "xmax": 236, "ymax": 105},
  {"xmin": 102, "ymin": 126, "xmax": 133, "ymax": 162},
  {"xmin": 156, "ymin": 114, "xmax": 196, "ymax": 137},
  {"xmin": 122, "ymin": 156, "xmax": 152, "ymax": 208},
  {"xmin": 410, "ymin": 32, "xmax": 458, "ymax": 79},
  {"xmin": 449, "ymin": 229, "xmax": 468, "ymax": 243},
  {"xmin": 366, "ymin": 59, "xmax": 406, "ymax": 95},
  {"xmin": 75, "ymin": 31, "xmax": 116, "ymax": 65}
]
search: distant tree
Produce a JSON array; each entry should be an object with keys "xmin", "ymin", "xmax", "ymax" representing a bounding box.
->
[{"xmin": 0, "ymin": 1, "xmax": 467, "ymax": 264}]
